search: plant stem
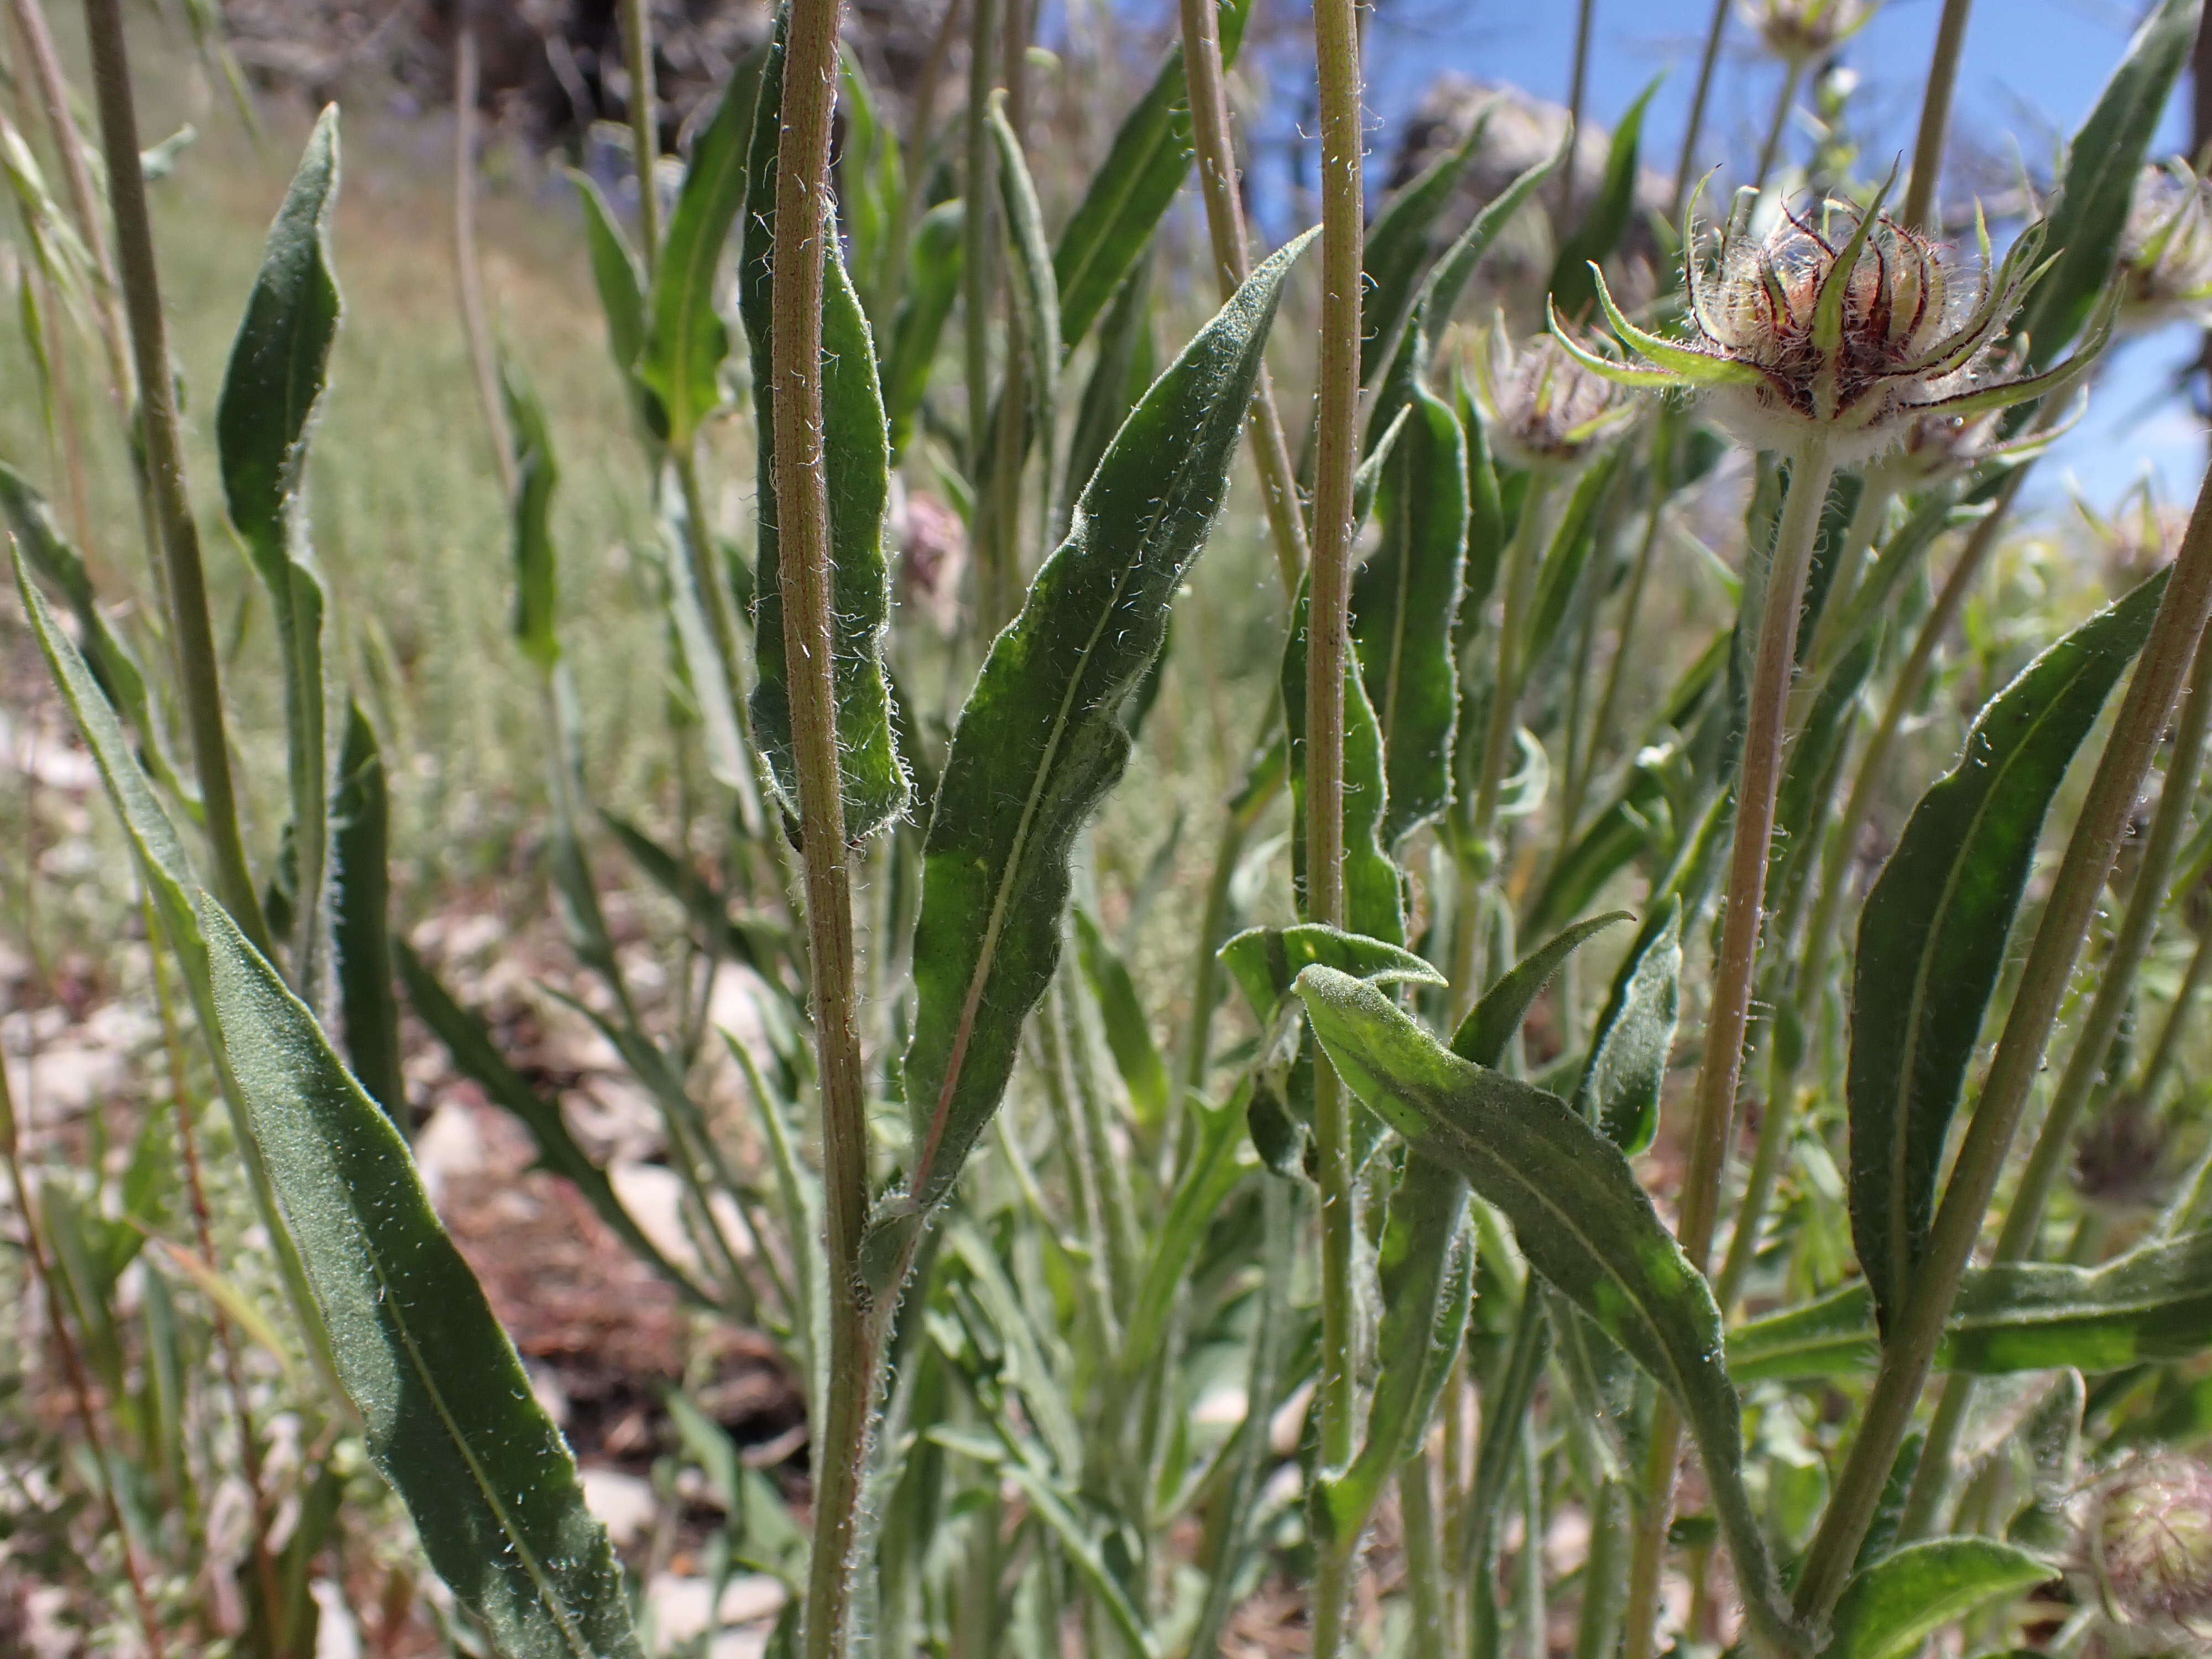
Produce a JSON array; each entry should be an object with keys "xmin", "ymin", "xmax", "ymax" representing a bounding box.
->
[
  {"xmin": 1177, "ymin": 0, "xmax": 1311, "ymax": 595},
  {"xmin": 1671, "ymin": 0, "xmax": 1731, "ymax": 218},
  {"xmin": 1563, "ymin": 0, "xmax": 1596, "ymax": 214},
  {"xmin": 1471, "ymin": 474, "xmax": 1558, "ymax": 846},
  {"xmin": 962, "ymin": 0, "xmax": 1002, "ymax": 474},
  {"xmin": 2135, "ymin": 914, "xmax": 2212, "ymax": 1117},
  {"xmin": 1751, "ymin": 59, "xmax": 1806, "ymax": 199},
  {"xmin": 620, "ymin": 0, "xmax": 660, "ymax": 270},
  {"xmin": 1403, "ymin": 1446, "xmax": 1455, "ymax": 1659},
  {"xmin": 770, "ymin": 4, "xmax": 877, "ymax": 1653},
  {"xmin": 1791, "ymin": 453, "xmax": 2212, "ymax": 1627},
  {"xmin": 1310, "ymin": 0, "xmax": 1364, "ymax": 1647},
  {"xmin": 1896, "ymin": 626, "xmax": 2212, "ymax": 1540},
  {"xmin": 81, "ymin": 0, "xmax": 269, "ymax": 953},
  {"xmin": 1625, "ymin": 441, "xmax": 1834, "ymax": 1659},
  {"xmin": 1901, "ymin": 0, "xmax": 1973, "ymax": 231},
  {"xmin": 454, "ymin": 7, "xmax": 518, "ymax": 502},
  {"xmin": 1565, "ymin": 486, "xmax": 1664, "ymax": 839}
]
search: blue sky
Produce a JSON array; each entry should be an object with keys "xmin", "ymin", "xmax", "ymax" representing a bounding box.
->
[{"xmin": 1219, "ymin": 0, "xmax": 2206, "ymax": 508}]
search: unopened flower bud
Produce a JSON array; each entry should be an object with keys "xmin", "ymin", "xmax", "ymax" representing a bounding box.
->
[
  {"xmin": 2118, "ymin": 160, "xmax": 2212, "ymax": 332},
  {"xmin": 2078, "ymin": 1453, "xmax": 2212, "ymax": 1641},
  {"xmin": 1743, "ymin": 0, "xmax": 1876, "ymax": 68},
  {"xmin": 1469, "ymin": 324, "xmax": 1637, "ymax": 470}
]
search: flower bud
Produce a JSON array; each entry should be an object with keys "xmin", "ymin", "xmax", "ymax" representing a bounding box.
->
[
  {"xmin": 2118, "ymin": 160, "xmax": 2212, "ymax": 333},
  {"xmin": 1743, "ymin": 0, "xmax": 1876, "ymax": 69},
  {"xmin": 2078, "ymin": 1453, "xmax": 2212, "ymax": 1641},
  {"xmin": 1469, "ymin": 324, "xmax": 1637, "ymax": 470}
]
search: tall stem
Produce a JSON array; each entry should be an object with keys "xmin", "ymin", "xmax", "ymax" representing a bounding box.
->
[
  {"xmin": 1901, "ymin": 0, "xmax": 1973, "ymax": 231},
  {"xmin": 1624, "ymin": 441, "xmax": 1834, "ymax": 1659},
  {"xmin": 620, "ymin": 0, "xmax": 661, "ymax": 269},
  {"xmin": 81, "ymin": 0, "xmax": 268, "ymax": 952},
  {"xmin": 453, "ymin": 9, "xmax": 517, "ymax": 502},
  {"xmin": 1791, "ymin": 456, "xmax": 2212, "ymax": 1626},
  {"xmin": 1562, "ymin": 0, "xmax": 1596, "ymax": 214},
  {"xmin": 1897, "ymin": 627, "xmax": 2212, "ymax": 1539},
  {"xmin": 1177, "ymin": 0, "xmax": 1311, "ymax": 594},
  {"xmin": 1751, "ymin": 59, "xmax": 1806, "ymax": 199},
  {"xmin": 962, "ymin": 0, "xmax": 1002, "ymax": 474},
  {"xmin": 770, "ymin": 4, "xmax": 875, "ymax": 1654},
  {"xmin": 1671, "ymin": 0, "xmax": 1732, "ymax": 219},
  {"xmin": 1310, "ymin": 0, "xmax": 1364, "ymax": 1647}
]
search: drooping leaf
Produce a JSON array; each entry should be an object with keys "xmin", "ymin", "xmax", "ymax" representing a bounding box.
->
[
  {"xmin": 502, "ymin": 359, "xmax": 561, "ymax": 669},
  {"xmin": 1577, "ymin": 898, "xmax": 1681, "ymax": 1154},
  {"xmin": 1050, "ymin": 0, "xmax": 1253, "ymax": 348},
  {"xmin": 2017, "ymin": 0, "xmax": 2203, "ymax": 366},
  {"xmin": 1284, "ymin": 577, "xmax": 1403, "ymax": 943},
  {"xmin": 1547, "ymin": 77, "xmax": 1660, "ymax": 319},
  {"xmin": 331, "ymin": 706, "xmax": 401, "ymax": 1120},
  {"xmin": 204, "ymin": 908, "xmax": 646, "ymax": 1659},
  {"xmin": 1849, "ymin": 570, "xmax": 2168, "ymax": 1334},
  {"xmin": 1220, "ymin": 922, "xmax": 1444, "ymax": 1027},
  {"xmin": 1295, "ymin": 966, "xmax": 1803, "ymax": 1652},
  {"xmin": 1352, "ymin": 382, "xmax": 1467, "ymax": 844},
  {"xmin": 1073, "ymin": 907, "xmax": 1168, "ymax": 1133},
  {"xmin": 568, "ymin": 168, "xmax": 664, "ymax": 440},
  {"xmin": 217, "ymin": 106, "xmax": 341, "ymax": 984},
  {"xmin": 636, "ymin": 55, "xmax": 758, "ymax": 448},
  {"xmin": 395, "ymin": 942, "xmax": 716, "ymax": 1311},
  {"xmin": 747, "ymin": 229, "xmax": 910, "ymax": 841},
  {"xmin": 897, "ymin": 230, "xmax": 1313, "ymax": 1216},
  {"xmin": 884, "ymin": 199, "xmax": 963, "ymax": 454},
  {"xmin": 1450, "ymin": 911, "xmax": 1632, "ymax": 1067},
  {"xmin": 1823, "ymin": 1538, "xmax": 2050, "ymax": 1659}
]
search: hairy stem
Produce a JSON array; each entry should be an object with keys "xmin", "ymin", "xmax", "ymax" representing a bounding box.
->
[
  {"xmin": 1310, "ymin": 0, "xmax": 1364, "ymax": 1647},
  {"xmin": 1563, "ymin": 0, "xmax": 1596, "ymax": 214},
  {"xmin": 1897, "ymin": 627, "xmax": 2212, "ymax": 1539},
  {"xmin": 1177, "ymin": 0, "xmax": 1311, "ymax": 593},
  {"xmin": 1901, "ymin": 0, "xmax": 1973, "ymax": 230},
  {"xmin": 81, "ymin": 0, "xmax": 269, "ymax": 952},
  {"xmin": 1792, "ymin": 452, "xmax": 2212, "ymax": 1625},
  {"xmin": 962, "ymin": 0, "xmax": 1002, "ymax": 474},
  {"xmin": 770, "ymin": 4, "xmax": 878, "ymax": 1653}
]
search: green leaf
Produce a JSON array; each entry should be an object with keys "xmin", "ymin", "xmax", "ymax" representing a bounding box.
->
[
  {"xmin": 598, "ymin": 812, "xmax": 790, "ymax": 994},
  {"xmin": 1577, "ymin": 899, "xmax": 1680, "ymax": 1154},
  {"xmin": 203, "ymin": 907, "xmax": 646, "ymax": 1659},
  {"xmin": 1527, "ymin": 446, "xmax": 1626, "ymax": 674},
  {"xmin": 1352, "ymin": 382, "xmax": 1467, "ymax": 844},
  {"xmin": 1422, "ymin": 132, "xmax": 1571, "ymax": 359},
  {"xmin": 2018, "ymin": 0, "xmax": 2203, "ymax": 366},
  {"xmin": 884, "ymin": 199, "xmax": 963, "ymax": 454},
  {"xmin": 1824, "ymin": 1538, "xmax": 2049, "ymax": 1659},
  {"xmin": 1726, "ymin": 1282, "xmax": 1877, "ymax": 1384},
  {"xmin": 1220, "ymin": 922, "xmax": 1444, "ymax": 1028},
  {"xmin": 989, "ymin": 91, "xmax": 1060, "ymax": 487},
  {"xmin": 331, "ymin": 706, "xmax": 402, "ymax": 1121},
  {"xmin": 1073, "ymin": 908, "xmax": 1168, "ymax": 1132},
  {"xmin": 1294, "ymin": 966, "xmax": 1803, "ymax": 1652},
  {"xmin": 637, "ymin": 58, "xmax": 757, "ymax": 448},
  {"xmin": 1547, "ymin": 77, "xmax": 1660, "ymax": 319},
  {"xmin": 898, "ymin": 229, "xmax": 1312, "ymax": 1215},
  {"xmin": 502, "ymin": 359, "xmax": 561, "ymax": 669},
  {"xmin": 394, "ymin": 942, "xmax": 717, "ymax": 1311},
  {"xmin": 1050, "ymin": 0, "xmax": 1251, "ymax": 348},
  {"xmin": 1120, "ymin": 1083, "xmax": 1254, "ymax": 1380},
  {"xmin": 217, "ymin": 106, "xmax": 341, "ymax": 982},
  {"xmin": 1062, "ymin": 252, "xmax": 1154, "ymax": 519},
  {"xmin": 1849, "ymin": 570, "xmax": 2168, "ymax": 1335},
  {"xmin": 568, "ymin": 168, "xmax": 663, "ymax": 440},
  {"xmin": 1451, "ymin": 911, "xmax": 1632, "ymax": 1067},
  {"xmin": 1284, "ymin": 577, "xmax": 1403, "ymax": 943},
  {"xmin": 747, "ymin": 229, "xmax": 911, "ymax": 842},
  {"xmin": 1359, "ymin": 108, "xmax": 1489, "ymax": 384}
]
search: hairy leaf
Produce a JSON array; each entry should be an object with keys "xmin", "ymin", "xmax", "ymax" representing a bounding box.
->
[
  {"xmin": 1359, "ymin": 107, "xmax": 1490, "ymax": 384},
  {"xmin": 1451, "ymin": 911, "xmax": 1631, "ymax": 1066},
  {"xmin": 568, "ymin": 168, "xmax": 663, "ymax": 440},
  {"xmin": 1578, "ymin": 898, "xmax": 1681, "ymax": 1154},
  {"xmin": 898, "ymin": 231, "xmax": 1312, "ymax": 1215},
  {"xmin": 1220, "ymin": 922, "xmax": 1444, "ymax": 1027},
  {"xmin": 1295, "ymin": 967, "xmax": 1802, "ymax": 1651},
  {"xmin": 884, "ymin": 199, "xmax": 963, "ymax": 454},
  {"xmin": 1284, "ymin": 577, "xmax": 1403, "ymax": 943},
  {"xmin": 332, "ymin": 706, "xmax": 401, "ymax": 1119},
  {"xmin": 1824, "ymin": 1538, "xmax": 2049, "ymax": 1659},
  {"xmin": 1074, "ymin": 907, "xmax": 1168, "ymax": 1131},
  {"xmin": 1547, "ymin": 77, "xmax": 1660, "ymax": 319},
  {"xmin": 1849, "ymin": 571, "xmax": 2167, "ymax": 1334},
  {"xmin": 206, "ymin": 909, "xmax": 645, "ymax": 1659}
]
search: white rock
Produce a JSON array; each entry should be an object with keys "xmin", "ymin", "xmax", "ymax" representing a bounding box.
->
[{"xmin": 580, "ymin": 1466, "xmax": 658, "ymax": 1548}]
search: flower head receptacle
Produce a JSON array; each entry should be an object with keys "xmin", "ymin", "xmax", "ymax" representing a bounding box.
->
[
  {"xmin": 2118, "ymin": 159, "xmax": 2212, "ymax": 332},
  {"xmin": 2075, "ymin": 1453, "xmax": 2212, "ymax": 1644},
  {"xmin": 1743, "ymin": 0, "xmax": 1876, "ymax": 68},
  {"xmin": 1468, "ymin": 320, "xmax": 1640, "ymax": 471},
  {"xmin": 1552, "ymin": 180, "xmax": 2116, "ymax": 466}
]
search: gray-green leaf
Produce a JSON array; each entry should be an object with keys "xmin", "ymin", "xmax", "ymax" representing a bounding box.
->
[
  {"xmin": 1823, "ymin": 1538, "xmax": 2049, "ymax": 1659},
  {"xmin": 1221, "ymin": 922, "xmax": 1444, "ymax": 1028},
  {"xmin": 204, "ymin": 907, "xmax": 645, "ymax": 1659},
  {"xmin": 1577, "ymin": 898, "xmax": 1680, "ymax": 1154},
  {"xmin": 1849, "ymin": 570, "xmax": 2167, "ymax": 1335}
]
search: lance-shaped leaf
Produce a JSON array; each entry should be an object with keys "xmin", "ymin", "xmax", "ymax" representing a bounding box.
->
[
  {"xmin": 898, "ymin": 230, "xmax": 1313, "ymax": 1215},
  {"xmin": 1849, "ymin": 570, "xmax": 2168, "ymax": 1335},
  {"xmin": 204, "ymin": 907, "xmax": 645, "ymax": 1659},
  {"xmin": 1728, "ymin": 1228, "xmax": 2212, "ymax": 1381},
  {"xmin": 1220, "ymin": 922, "xmax": 1443, "ymax": 1027},
  {"xmin": 1051, "ymin": 0, "xmax": 1253, "ymax": 348},
  {"xmin": 502, "ymin": 360, "xmax": 560, "ymax": 669},
  {"xmin": 1284, "ymin": 577, "xmax": 1403, "ymax": 943},
  {"xmin": 884, "ymin": 199, "xmax": 963, "ymax": 455},
  {"xmin": 989, "ymin": 91, "xmax": 1060, "ymax": 489},
  {"xmin": 1352, "ymin": 381, "xmax": 1467, "ymax": 844},
  {"xmin": 637, "ymin": 57, "xmax": 758, "ymax": 449},
  {"xmin": 1451, "ymin": 911, "xmax": 1632, "ymax": 1066},
  {"xmin": 332, "ymin": 706, "xmax": 401, "ymax": 1120},
  {"xmin": 747, "ymin": 228, "xmax": 910, "ymax": 841},
  {"xmin": 1577, "ymin": 899, "xmax": 1681, "ymax": 1154},
  {"xmin": 1824, "ymin": 1538, "xmax": 2051, "ymax": 1659},
  {"xmin": 1547, "ymin": 77, "xmax": 1660, "ymax": 320},
  {"xmin": 1062, "ymin": 252, "xmax": 1156, "ymax": 517},
  {"xmin": 1359, "ymin": 106, "xmax": 1490, "ymax": 384},
  {"xmin": 568, "ymin": 168, "xmax": 664, "ymax": 441},
  {"xmin": 1527, "ymin": 446, "xmax": 1627, "ymax": 674},
  {"xmin": 218, "ymin": 107, "xmax": 341, "ymax": 983},
  {"xmin": 1294, "ymin": 966, "xmax": 1804, "ymax": 1653},
  {"xmin": 2017, "ymin": 0, "xmax": 2203, "ymax": 365},
  {"xmin": 1074, "ymin": 907, "xmax": 1168, "ymax": 1133}
]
